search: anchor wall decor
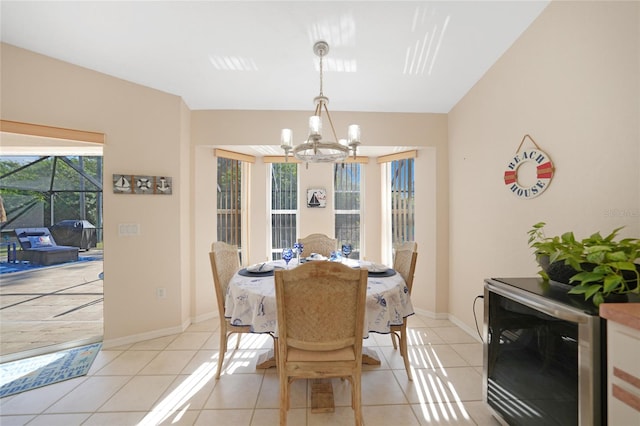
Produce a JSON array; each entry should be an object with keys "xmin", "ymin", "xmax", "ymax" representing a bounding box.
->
[{"xmin": 113, "ymin": 174, "xmax": 172, "ymax": 195}]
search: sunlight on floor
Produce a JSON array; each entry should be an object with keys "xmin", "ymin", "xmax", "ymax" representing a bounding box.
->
[
  {"xmin": 137, "ymin": 334, "xmax": 270, "ymax": 426},
  {"xmin": 0, "ymin": 352, "xmax": 66, "ymax": 385},
  {"xmin": 138, "ymin": 357, "xmax": 220, "ymax": 425}
]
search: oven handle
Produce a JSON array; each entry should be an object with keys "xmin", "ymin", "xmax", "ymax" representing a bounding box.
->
[{"xmin": 485, "ymin": 281, "xmax": 590, "ymax": 324}]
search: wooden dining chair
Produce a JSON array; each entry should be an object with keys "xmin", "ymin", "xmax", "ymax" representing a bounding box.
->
[
  {"xmin": 275, "ymin": 262, "xmax": 367, "ymax": 426},
  {"xmin": 209, "ymin": 241, "xmax": 253, "ymax": 379},
  {"xmin": 389, "ymin": 241, "xmax": 418, "ymax": 381},
  {"xmin": 298, "ymin": 233, "xmax": 337, "ymax": 257}
]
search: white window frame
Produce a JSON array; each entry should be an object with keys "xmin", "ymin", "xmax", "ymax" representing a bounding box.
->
[
  {"xmin": 334, "ymin": 162, "xmax": 364, "ymax": 260},
  {"xmin": 268, "ymin": 161, "xmax": 299, "ymax": 260}
]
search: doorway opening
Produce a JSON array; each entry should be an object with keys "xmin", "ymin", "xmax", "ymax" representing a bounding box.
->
[{"xmin": 0, "ymin": 121, "xmax": 104, "ymax": 362}]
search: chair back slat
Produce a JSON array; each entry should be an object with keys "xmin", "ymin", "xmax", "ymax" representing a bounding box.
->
[
  {"xmin": 298, "ymin": 233, "xmax": 337, "ymax": 257},
  {"xmin": 209, "ymin": 241, "xmax": 257, "ymax": 379},
  {"xmin": 393, "ymin": 242, "xmax": 418, "ymax": 293},
  {"xmin": 274, "ymin": 260, "xmax": 367, "ymax": 425},
  {"xmin": 210, "ymin": 241, "xmax": 240, "ymax": 310},
  {"xmin": 275, "ymin": 262, "xmax": 367, "ymax": 351}
]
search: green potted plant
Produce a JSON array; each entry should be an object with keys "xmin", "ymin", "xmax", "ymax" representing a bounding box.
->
[{"xmin": 528, "ymin": 222, "xmax": 640, "ymax": 306}]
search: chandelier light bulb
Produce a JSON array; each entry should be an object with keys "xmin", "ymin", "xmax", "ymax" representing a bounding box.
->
[
  {"xmin": 309, "ymin": 116, "xmax": 322, "ymax": 138},
  {"xmin": 281, "ymin": 129, "xmax": 293, "ymax": 148},
  {"xmin": 348, "ymin": 125, "xmax": 361, "ymax": 146}
]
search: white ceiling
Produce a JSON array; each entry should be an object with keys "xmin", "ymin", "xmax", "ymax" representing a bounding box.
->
[{"xmin": 1, "ymin": 1, "xmax": 550, "ymax": 114}]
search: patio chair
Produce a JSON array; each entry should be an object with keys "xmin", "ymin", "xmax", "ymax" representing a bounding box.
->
[
  {"xmin": 389, "ymin": 241, "xmax": 418, "ymax": 380},
  {"xmin": 274, "ymin": 261, "xmax": 367, "ymax": 426},
  {"xmin": 14, "ymin": 227, "xmax": 79, "ymax": 266},
  {"xmin": 298, "ymin": 233, "xmax": 337, "ymax": 257}
]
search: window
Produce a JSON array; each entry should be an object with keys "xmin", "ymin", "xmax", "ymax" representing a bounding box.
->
[
  {"xmin": 380, "ymin": 152, "xmax": 416, "ymax": 263},
  {"xmin": 217, "ymin": 157, "xmax": 242, "ymax": 247},
  {"xmin": 270, "ymin": 162, "xmax": 298, "ymax": 260},
  {"xmin": 334, "ymin": 163, "xmax": 361, "ymax": 259},
  {"xmin": 390, "ymin": 158, "xmax": 415, "ymax": 244},
  {"xmin": 215, "ymin": 149, "xmax": 254, "ymax": 263}
]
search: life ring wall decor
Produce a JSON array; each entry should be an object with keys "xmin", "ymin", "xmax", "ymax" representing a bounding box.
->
[{"xmin": 503, "ymin": 134, "xmax": 554, "ymax": 199}]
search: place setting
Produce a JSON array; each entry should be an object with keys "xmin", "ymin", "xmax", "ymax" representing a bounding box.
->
[
  {"xmin": 238, "ymin": 261, "xmax": 282, "ymax": 277},
  {"xmin": 361, "ymin": 262, "xmax": 396, "ymax": 277},
  {"xmin": 238, "ymin": 243, "xmax": 396, "ymax": 278}
]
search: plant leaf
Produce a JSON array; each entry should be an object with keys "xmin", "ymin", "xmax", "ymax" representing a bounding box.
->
[
  {"xmin": 570, "ymin": 271, "xmax": 605, "ymax": 285},
  {"xmin": 585, "ymin": 245, "xmax": 612, "ymax": 253},
  {"xmin": 607, "ymin": 251, "xmax": 630, "ymax": 262},
  {"xmin": 613, "ymin": 261, "xmax": 638, "ymax": 272},
  {"xmin": 568, "ymin": 286, "xmax": 588, "ymax": 295},
  {"xmin": 584, "ymin": 284, "xmax": 603, "ymax": 299},
  {"xmin": 604, "ymin": 227, "xmax": 624, "ymax": 242},
  {"xmin": 586, "ymin": 251, "xmax": 606, "ymax": 264},
  {"xmin": 561, "ymin": 231, "xmax": 576, "ymax": 244},
  {"xmin": 603, "ymin": 275, "xmax": 622, "ymax": 293},
  {"xmin": 593, "ymin": 292, "xmax": 605, "ymax": 307}
]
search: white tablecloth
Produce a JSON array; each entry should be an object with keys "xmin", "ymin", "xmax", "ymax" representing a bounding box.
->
[{"xmin": 224, "ymin": 259, "xmax": 414, "ymax": 338}]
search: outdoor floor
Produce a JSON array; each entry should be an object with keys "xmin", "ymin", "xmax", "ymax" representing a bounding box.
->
[{"xmin": 0, "ymin": 251, "xmax": 104, "ymax": 360}]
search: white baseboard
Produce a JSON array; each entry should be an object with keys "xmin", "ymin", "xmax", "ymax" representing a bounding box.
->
[
  {"xmin": 413, "ymin": 307, "xmax": 449, "ymax": 320},
  {"xmin": 102, "ymin": 314, "xmax": 220, "ymax": 349},
  {"xmin": 192, "ymin": 311, "xmax": 217, "ymax": 324},
  {"xmin": 412, "ymin": 307, "xmax": 483, "ymax": 343},
  {"xmin": 102, "ymin": 321, "xmax": 189, "ymax": 349},
  {"xmin": 448, "ymin": 313, "xmax": 484, "ymax": 343}
]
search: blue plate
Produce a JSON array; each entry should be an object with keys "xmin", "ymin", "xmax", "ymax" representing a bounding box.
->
[
  {"xmin": 238, "ymin": 267, "xmax": 282, "ymax": 277},
  {"xmin": 368, "ymin": 269, "xmax": 396, "ymax": 277}
]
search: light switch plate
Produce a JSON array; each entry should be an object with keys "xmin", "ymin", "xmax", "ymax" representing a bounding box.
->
[{"xmin": 118, "ymin": 223, "xmax": 140, "ymax": 236}]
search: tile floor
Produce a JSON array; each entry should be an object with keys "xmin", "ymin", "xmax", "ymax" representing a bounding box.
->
[{"xmin": 0, "ymin": 314, "xmax": 500, "ymax": 425}]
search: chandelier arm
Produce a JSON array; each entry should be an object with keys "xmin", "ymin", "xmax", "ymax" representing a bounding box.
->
[{"xmin": 323, "ymin": 103, "xmax": 340, "ymax": 145}]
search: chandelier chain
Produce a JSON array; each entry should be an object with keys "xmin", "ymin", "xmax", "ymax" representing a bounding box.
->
[{"xmin": 316, "ymin": 45, "xmax": 338, "ymax": 142}]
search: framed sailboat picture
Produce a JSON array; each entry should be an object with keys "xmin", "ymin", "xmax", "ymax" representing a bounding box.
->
[{"xmin": 307, "ymin": 188, "xmax": 326, "ymax": 208}]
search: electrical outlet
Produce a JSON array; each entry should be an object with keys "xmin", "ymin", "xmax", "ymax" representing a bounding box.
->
[{"xmin": 156, "ymin": 288, "xmax": 166, "ymax": 299}]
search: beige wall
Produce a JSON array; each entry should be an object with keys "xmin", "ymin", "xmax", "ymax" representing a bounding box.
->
[
  {"xmin": 448, "ymin": 1, "xmax": 640, "ymax": 330},
  {"xmin": 191, "ymin": 111, "xmax": 450, "ymax": 320},
  {"xmin": 3, "ymin": 0, "xmax": 635, "ymax": 343},
  {"xmin": 0, "ymin": 43, "xmax": 450, "ymax": 345},
  {"xmin": 1, "ymin": 43, "xmax": 192, "ymax": 344}
]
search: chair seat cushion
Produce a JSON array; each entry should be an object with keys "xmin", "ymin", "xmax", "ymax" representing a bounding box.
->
[{"xmin": 287, "ymin": 346, "xmax": 356, "ymax": 362}]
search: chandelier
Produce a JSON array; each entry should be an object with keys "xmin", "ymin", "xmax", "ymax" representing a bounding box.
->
[{"xmin": 280, "ymin": 41, "xmax": 361, "ymax": 163}]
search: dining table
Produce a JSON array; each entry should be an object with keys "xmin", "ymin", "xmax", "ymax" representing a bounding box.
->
[{"xmin": 225, "ymin": 257, "xmax": 415, "ymax": 369}]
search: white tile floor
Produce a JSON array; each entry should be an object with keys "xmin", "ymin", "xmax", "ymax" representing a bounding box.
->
[{"xmin": 0, "ymin": 315, "xmax": 501, "ymax": 425}]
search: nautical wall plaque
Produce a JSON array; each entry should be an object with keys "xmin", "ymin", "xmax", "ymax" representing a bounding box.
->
[
  {"xmin": 503, "ymin": 135, "xmax": 554, "ymax": 199},
  {"xmin": 113, "ymin": 174, "xmax": 172, "ymax": 195}
]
